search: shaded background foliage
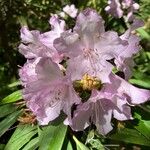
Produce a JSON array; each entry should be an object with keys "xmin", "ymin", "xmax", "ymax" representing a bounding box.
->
[{"xmin": 0, "ymin": 0, "xmax": 150, "ymax": 149}]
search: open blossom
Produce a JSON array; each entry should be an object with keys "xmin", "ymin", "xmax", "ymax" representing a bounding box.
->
[
  {"xmin": 105, "ymin": 0, "xmax": 123, "ymax": 18},
  {"xmin": 20, "ymin": 58, "xmax": 80, "ymax": 125},
  {"xmin": 19, "ymin": 15, "xmax": 65, "ymax": 64},
  {"xmin": 54, "ymin": 9, "xmax": 142, "ymax": 82},
  {"xmin": 19, "ymin": 27, "xmax": 49, "ymax": 59},
  {"xmin": 105, "ymin": 0, "xmax": 140, "ymax": 22},
  {"xmin": 63, "ymin": 4, "xmax": 78, "ymax": 18},
  {"xmin": 54, "ymin": 9, "xmax": 128, "ymax": 82},
  {"xmin": 115, "ymin": 19, "xmax": 144, "ymax": 79},
  {"xmin": 66, "ymin": 74, "xmax": 150, "ymax": 135},
  {"xmin": 40, "ymin": 15, "xmax": 66, "ymax": 49}
]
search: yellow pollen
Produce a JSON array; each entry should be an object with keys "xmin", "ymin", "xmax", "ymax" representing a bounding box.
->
[{"xmin": 80, "ymin": 74, "xmax": 102, "ymax": 90}]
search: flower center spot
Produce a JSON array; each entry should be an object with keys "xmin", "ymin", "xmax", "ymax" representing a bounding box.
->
[
  {"xmin": 81, "ymin": 74, "xmax": 102, "ymax": 90},
  {"xmin": 74, "ymin": 74, "xmax": 102, "ymax": 91}
]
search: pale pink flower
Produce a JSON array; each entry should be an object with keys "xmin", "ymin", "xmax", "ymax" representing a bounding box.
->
[
  {"xmin": 19, "ymin": 15, "xmax": 66, "ymax": 64},
  {"xmin": 105, "ymin": 0, "xmax": 123, "ymax": 18},
  {"xmin": 54, "ymin": 9, "xmax": 127, "ymax": 83},
  {"xmin": 20, "ymin": 58, "xmax": 80, "ymax": 125},
  {"xmin": 66, "ymin": 74, "xmax": 150, "ymax": 135},
  {"xmin": 105, "ymin": 0, "xmax": 140, "ymax": 22},
  {"xmin": 115, "ymin": 19, "xmax": 144, "ymax": 79},
  {"xmin": 63, "ymin": 4, "xmax": 78, "ymax": 18}
]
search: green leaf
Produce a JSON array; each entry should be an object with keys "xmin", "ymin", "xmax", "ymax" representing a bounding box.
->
[
  {"xmin": 0, "ymin": 104, "xmax": 16, "ymax": 118},
  {"xmin": 22, "ymin": 137, "xmax": 39, "ymax": 150},
  {"xmin": 87, "ymin": 139, "xmax": 105, "ymax": 150},
  {"xmin": 134, "ymin": 113, "xmax": 150, "ymax": 140},
  {"xmin": 73, "ymin": 136, "xmax": 89, "ymax": 150},
  {"xmin": 39, "ymin": 123, "xmax": 67, "ymax": 150},
  {"xmin": 110, "ymin": 128, "xmax": 150, "ymax": 146},
  {"xmin": 47, "ymin": 124, "xmax": 67, "ymax": 150},
  {"xmin": 129, "ymin": 79, "xmax": 150, "ymax": 89},
  {"xmin": 0, "ymin": 90, "xmax": 22, "ymax": 104},
  {"xmin": 37, "ymin": 126, "xmax": 42, "ymax": 137},
  {"xmin": 137, "ymin": 28, "xmax": 150, "ymax": 39},
  {"xmin": 85, "ymin": 130, "xmax": 105, "ymax": 150},
  {"xmin": 5, "ymin": 125, "xmax": 38, "ymax": 150},
  {"xmin": 39, "ymin": 125, "xmax": 56, "ymax": 150},
  {"xmin": 130, "ymin": 71, "xmax": 150, "ymax": 89},
  {"xmin": 135, "ymin": 120, "xmax": 150, "ymax": 140},
  {"xmin": 66, "ymin": 141, "xmax": 73, "ymax": 150},
  {"xmin": 0, "ymin": 110, "xmax": 21, "ymax": 137},
  {"xmin": 8, "ymin": 81, "xmax": 21, "ymax": 88}
]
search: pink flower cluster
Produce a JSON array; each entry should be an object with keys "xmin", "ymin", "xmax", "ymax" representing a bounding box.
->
[
  {"xmin": 19, "ymin": 9, "xmax": 150, "ymax": 135},
  {"xmin": 105, "ymin": 0, "xmax": 139, "ymax": 22}
]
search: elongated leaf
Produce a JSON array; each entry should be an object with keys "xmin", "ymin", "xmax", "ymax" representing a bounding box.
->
[
  {"xmin": 22, "ymin": 137, "xmax": 39, "ymax": 150},
  {"xmin": 67, "ymin": 141, "xmax": 73, "ymax": 150},
  {"xmin": 39, "ymin": 125, "xmax": 56, "ymax": 150},
  {"xmin": 134, "ymin": 113, "xmax": 150, "ymax": 140},
  {"xmin": 0, "ymin": 110, "xmax": 21, "ymax": 137},
  {"xmin": 0, "ymin": 104, "xmax": 16, "ymax": 118},
  {"xmin": 131, "ymin": 71, "xmax": 150, "ymax": 89},
  {"xmin": 137, "ymin": 28, "xmax": 150, "ymax": 39},
  {"xmin": 73, "ymin": 136, "xmax": 89, "ymax": 150},
  {"xmin": 39, "ymin": 123, "xmax": 67, "ymax": 150},
  {"xmin": 8, "ymin": 81, "xmax": 21, "ymax": 88},
  {"xmin": 37, "ymin": 126, "xmax": 42, "ymax": 137},
  {"xmin": 5, "ymin": 125, "xmax": 38, "ymax": 150},
  {"xmin": 0, "ymin": 90, "xmax": 22, "ymax": 104},
  {"xmin": 135, "ymin": 120, "xmax": 150, "ymax": 140},
  {"xmin": 48, "ymin": 123, "xmax": 67, "ymax": 150},
  {"xmin": 129, "ymin": 79, "xmax": 150, "ymax": 89},
  {"xmin": 110, "ymin": 128, "xmax": 150, "ymax": 146}
]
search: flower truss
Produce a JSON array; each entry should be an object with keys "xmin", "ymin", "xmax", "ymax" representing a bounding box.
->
[
  {"xmin": 105, "ymin": 0, "xmax": 140, "ymax": 22},
  {"xmin": 19, "ymin": 8, "xmax": 150, "ymax": 135}
]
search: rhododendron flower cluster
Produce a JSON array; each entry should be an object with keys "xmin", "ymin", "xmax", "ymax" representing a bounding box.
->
[
  {"xmin": 105, "ymin": 0, "xmax": 139, "ymax": 22},
  {"xmin": 19, "ymin": 8, "xmax": 150, "ymax": 135}
]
